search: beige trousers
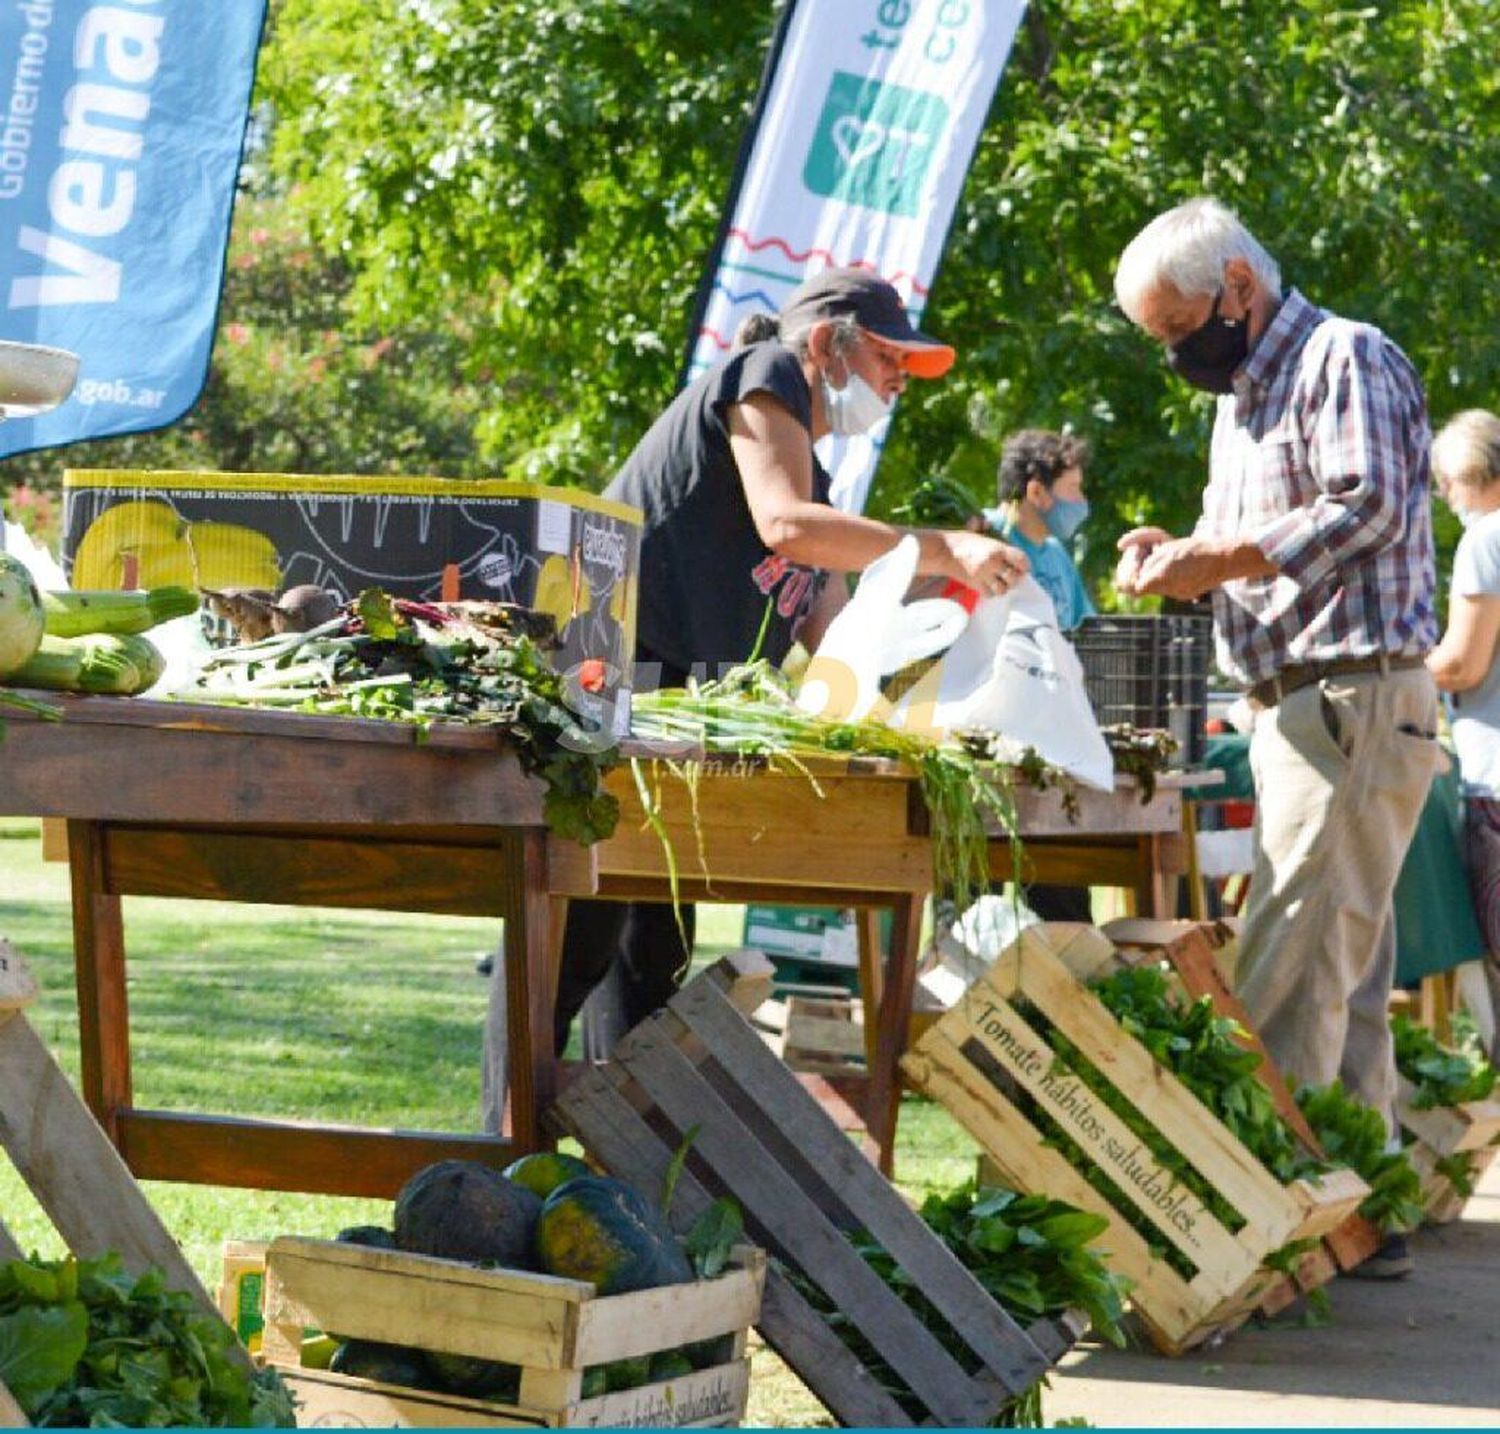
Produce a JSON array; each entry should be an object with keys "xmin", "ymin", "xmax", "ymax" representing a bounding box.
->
[{"xmin": 1235, "ymin": 667, "xmax": 1440, "ymax": 1133}]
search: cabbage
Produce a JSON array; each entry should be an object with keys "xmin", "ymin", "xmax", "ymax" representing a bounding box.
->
[{"xmin": 0, "ymin": 552, "xmax": 45, "ymax": 677}]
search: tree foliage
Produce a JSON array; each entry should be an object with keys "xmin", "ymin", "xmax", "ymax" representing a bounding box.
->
[
  {"xmin": 2, "ymin": 194, "xmax": 486, "ymax": 549},
  {"xmin": 12, "ymin": 1, "xmax": 1496, "ymax": 593},
  {"xmin": 259, "ymin": 0, "xmax": 1498, "ymax": 585}
]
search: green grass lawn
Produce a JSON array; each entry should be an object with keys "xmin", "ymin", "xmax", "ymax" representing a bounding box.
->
[{"xmin": 0, "ymin": 817, "xmax": 984, "ymax": 1426}]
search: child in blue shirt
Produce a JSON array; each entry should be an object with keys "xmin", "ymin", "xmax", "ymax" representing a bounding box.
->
[
  {"xmin": 980, "ymin": 428, "xmax": 1098, "ymax": 922},
  {"xmin": 980, "ymin": 428, "xmax": 1095, "ymax": 631}
]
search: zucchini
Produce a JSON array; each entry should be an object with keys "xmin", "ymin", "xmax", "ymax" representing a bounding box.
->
[
  {"xmin": 7, "ymin": 631, "xmax": 165, "ymax": 694},
  {"xmin": 41, "ymin": 585, "xmax": 199, "ymax": 638}
]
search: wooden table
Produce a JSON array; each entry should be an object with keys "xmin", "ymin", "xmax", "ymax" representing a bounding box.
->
[
  {"xmin": 2, "ymin": 693, "xmax": 1195, "ymax": 1192},
  {"xmin": 0, "ymin": 694, "xmax": 583, "ymax": 1198},
  {"xmin": 546, "ymin": 752, "xmax": 1195, "ymax": 1170}
]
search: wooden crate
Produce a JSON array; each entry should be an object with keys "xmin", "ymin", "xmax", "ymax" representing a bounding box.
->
[
  {"xmin": 553, "ymin": 950, "xmax": 1081, "ymax": 1429},
  {"xmin": 0, "ymin": 940, "xmax": 245, "ymax": 1430},
  {"xmin": 1397, "ymin": 1074, "xmax": 1500, "ymax": 1225},
  {"xmin": 260, "ymin": 1236, "xmax": 764, "ymax": 1428},
  {"xmin": 901, "ymin": 923, "xmax": 1368, "ymax": 1356},
  {"xmin": 217, "ymin": 1239, "xmax": 270, "ymax": 1355},
  {"xmin": 782, "ymin": 994, "xmax": 866, "ymax": 1076}
]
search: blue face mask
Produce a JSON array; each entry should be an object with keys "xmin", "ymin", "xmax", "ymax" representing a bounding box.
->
[{"xmin": 1043, "ymin": 495, "xmax": 1090, "ymax": 543}]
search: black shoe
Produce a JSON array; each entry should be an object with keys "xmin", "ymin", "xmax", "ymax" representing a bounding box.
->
[{"xmin": 1345, "ymin": 1233, "xmax": 1414, "ymax": 1280}]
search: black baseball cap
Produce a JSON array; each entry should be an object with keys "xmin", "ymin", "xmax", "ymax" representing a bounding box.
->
[{"xmin": 778, "ymin": 266, "xmax": 955, "ymax": 378}]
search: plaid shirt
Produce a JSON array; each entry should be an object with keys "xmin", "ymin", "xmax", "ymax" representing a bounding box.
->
[{"xmin": 1195, "ymin": 288, "xmax": 1437, "ymax": 685}]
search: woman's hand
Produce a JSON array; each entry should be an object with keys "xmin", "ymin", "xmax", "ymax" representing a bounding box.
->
[{"xmin": 937, "ymin": 530, "xmax": 1029, "ymax": 597}]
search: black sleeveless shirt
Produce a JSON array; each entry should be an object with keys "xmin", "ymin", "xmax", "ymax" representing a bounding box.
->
[{"xmin": 606, "ymin": 342, "xmax": 831, "ymax": 678}]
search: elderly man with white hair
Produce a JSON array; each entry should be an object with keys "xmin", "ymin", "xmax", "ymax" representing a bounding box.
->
[{"xmin": 1112, "ymin": 197, "xmax": 1441, "ymax": 1279}]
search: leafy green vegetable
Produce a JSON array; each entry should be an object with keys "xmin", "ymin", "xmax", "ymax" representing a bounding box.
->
[
  {"xmin": 191, "ymin": 590, "xmax": 619, "ymax": 845},
  {"xmin": 683, "ymin": 1198, "xmax": 743, "ymax": 1281},
  {"xmin": 1295, "ymin": 1081, "xmax": 1425, "ymax": 1233},
  {"xmin": 0, "ymin": 1252, "xmax": 294, "ymax": 1428},
  {"xmin": 890, "ymin": 475, "xmax": 984, "ymax": 529},
  {"xmin": 1391, "ymin": 1013, "xmax": 1498, "ymax": 1109},
  {"xmin": 629, "ymin": 661, "xmax": 1022, "ymax": 917},
  {"xmin": 0, "ymin": 1304, "xmax": 88, "ymax": 1406},
  {"xmin": 788, "ymin": 1181, "xmax": 1129, "ymax": 1426},
  {"xmin": 1003, "ymin": 963, "xmax": 1333, "ymax": 1284},
  {"xmin": 1434, "ymin": 1151, "xmax": 1483, "ymax": 1200}
]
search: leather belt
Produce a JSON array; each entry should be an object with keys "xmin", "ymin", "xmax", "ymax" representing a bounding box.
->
[{"xmin": 1247, "ymin": 653, "xmax": 1427, "ymax": 709}]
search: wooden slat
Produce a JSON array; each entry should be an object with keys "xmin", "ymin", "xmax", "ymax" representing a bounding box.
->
[
  {"xmin": 574, "ymin": 1249, "xmax": 766, "ymax": 1366},
  {"xmin": 100, "ymin": 826, "xmax": 518, "ymax": 915},
  {"xmin": 611, "ymin": 1020, "xmax": 991, "ymax": 1427},
  {"xmin": 0, "ymin": 1216, "xmax": 23, "ymax": 1263},
  {"xmin": 553, "ymin": 1067, "xmax": 914, "ymax": 1429},
  {"xmin": 1396, "ymin": 1076, "xmax": 1500, "ymax": 1155},
  {"xmin": 1324, "ymin": 1212, "xmax": 1384, "ymax": 1272},
  {"xmin": 276, "ymin": 1359, "xmax": 750, "ymax": 1430},
  {"xmin": 117, "ymin": 1109, "xmax": 513, "ymax": 1197},
  {"xmin": 0, "ymin": 1016, "xmax": 223, "ymax": 1328},
  {"xmin": 0, "ymin": 720, "xmax": 545, "ymax": 828},
  {"xmin": 263, "ymin": 1239, "xmax": 586, "ymax": 1370},
  {"xmin": 0, "ymin": 692, "xmax": 508, "ymax": 750},
  {"xmin": 1284, "ymin": 1169, "xmax": 1370, "ymax": 1240},
  {"xmin": 670, "ymin": 975, "xmax": 1051, "ymax": 1394}
]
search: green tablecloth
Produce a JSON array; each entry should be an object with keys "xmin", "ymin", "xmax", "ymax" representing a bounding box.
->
[{"xmin": 1187, "ymin": 735, "xmax": 1486, "ymax": 982}]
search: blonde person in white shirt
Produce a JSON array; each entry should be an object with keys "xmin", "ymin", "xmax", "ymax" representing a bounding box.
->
[{"xmin": 1427, "ymin": 409, "xmax": 1500, "ymax": 1055}]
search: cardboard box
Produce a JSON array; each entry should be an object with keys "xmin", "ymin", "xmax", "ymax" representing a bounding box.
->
[{"xmin": 62, "ymin": 470, "xmax": 641, "ymax": 730}]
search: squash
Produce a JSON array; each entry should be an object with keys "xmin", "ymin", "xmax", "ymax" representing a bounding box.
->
[
  {"xmin": 393, "ymin": 1160, "xmax": 540, "ymax": 1268},
  {"xmin": 328, "ymin": 1339, "xmax": 428, "ymax": 1389},
  {"xmin": 534, "ymin": 1175, "xmax": 693, "ymax": 1295},
  {"xmin": 0, "ymin": 553, "xmax": 45, "ymax": 678},
  {"xmin": 502, "ymin": 1151, "xmax": 590, "ymax": 1200}
]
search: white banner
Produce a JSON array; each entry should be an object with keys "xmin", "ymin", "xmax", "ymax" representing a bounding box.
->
[{"xmin": 688, "ymin": 0, "xmax": 1026, "ymax": 513}]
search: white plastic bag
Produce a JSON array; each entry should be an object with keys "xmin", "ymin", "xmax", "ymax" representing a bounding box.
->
[
  {"xmin": 900, "ymin": 577, "xmax": 1114, "ymax": 790},
  {"xmin": 796, "ymin": 538, "xmax": 1114, "ymax": 791},
  {"xmin": 795, "ymin": 536, "xmax": 967, "ymax": 723}
]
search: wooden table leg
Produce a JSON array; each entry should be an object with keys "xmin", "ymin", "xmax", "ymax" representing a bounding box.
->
[
  {"xmin": 67, "ymin": 820, "xmax": 131, "ymax": 1144},
  {"xmin": 498, "ymin": 828, "xmax": 558, "ymax": 1154},
  {"xmin": 1134, "ymin": 833, "xmax": 1173, "ymax": 919},
  {"xmin": 855, "ymin": 908, "xmax": 884, "ymax": 1072},
  {"xmin": 865, "ymin": 893, "xmax": 923, "ymax": 1177}
]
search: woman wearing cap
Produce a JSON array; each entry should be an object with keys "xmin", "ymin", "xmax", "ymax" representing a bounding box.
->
[{"xmin": 553, "ymin": 267, "xmax": 1029, "ymax": 1052}]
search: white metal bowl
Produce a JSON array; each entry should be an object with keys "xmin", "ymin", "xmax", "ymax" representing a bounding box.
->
[{"xmin": 0, "ymin": 340, "xmax": 81, "ymax": 419}]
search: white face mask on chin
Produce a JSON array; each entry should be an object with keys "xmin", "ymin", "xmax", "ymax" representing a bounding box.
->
[{"xmin": 822, "ymin": 367, "xmax": 892, "ymax": 436}]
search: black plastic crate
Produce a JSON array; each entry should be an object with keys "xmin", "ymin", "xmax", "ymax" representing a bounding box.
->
[{"xmin": 1071, "ymin": 614, "xmax": 1212, "ymax": 766}]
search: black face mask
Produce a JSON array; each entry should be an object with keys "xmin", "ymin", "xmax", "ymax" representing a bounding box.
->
[{"xmin": 1166, "ymin": 290, "xmax": 1248, "ymax": 395}]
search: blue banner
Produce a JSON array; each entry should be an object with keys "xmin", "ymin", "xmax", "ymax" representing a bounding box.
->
[{"xmin": 0, "ymin": 0, "xmax": 265, "ymax": 457}]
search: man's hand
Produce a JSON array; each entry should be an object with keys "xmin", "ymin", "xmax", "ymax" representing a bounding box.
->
[
  {"xmin": 1123, "ymin": 533, "xmax": 1277, "ymax": 601},
  {"xmin": 1115, "ymin": 526, "xmax": 1172, "ymax": 595}
]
